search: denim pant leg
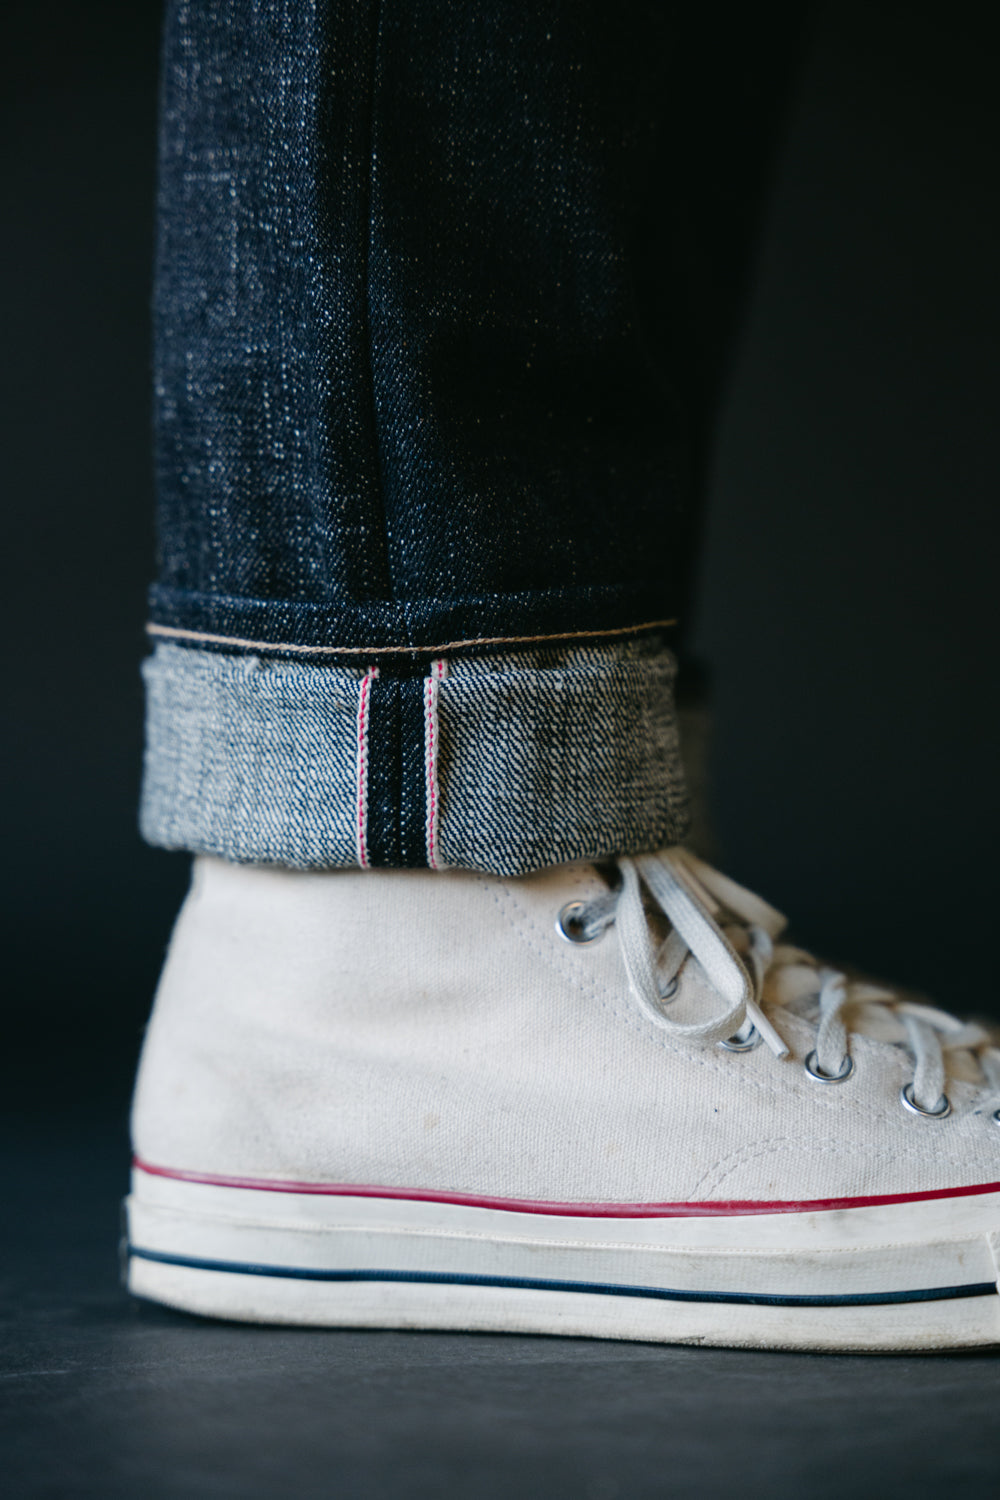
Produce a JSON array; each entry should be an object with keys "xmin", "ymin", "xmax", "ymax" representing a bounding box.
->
[{"xmin": 142, "ymin": 1, "xmax": 796, "ymax": 874}]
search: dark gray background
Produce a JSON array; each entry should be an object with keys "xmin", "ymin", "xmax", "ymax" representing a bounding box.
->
[
  {"xmin": 694, "ymin": 0, "xmax": 999, "ymax": 1016},
  {"xmin": 1, "ymin": 2, "xmax": 998, "ymax": 1494}
]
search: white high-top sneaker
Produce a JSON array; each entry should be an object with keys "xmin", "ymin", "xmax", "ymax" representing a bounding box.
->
[{"xmin": 127, "ymin": 852, "xmax": 1000, "ymax": 1351}]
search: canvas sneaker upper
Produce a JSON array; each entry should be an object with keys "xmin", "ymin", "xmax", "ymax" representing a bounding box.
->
[{"xmin": 131, "ymin": 852, "xmax": 1000, "ymax": 1208}]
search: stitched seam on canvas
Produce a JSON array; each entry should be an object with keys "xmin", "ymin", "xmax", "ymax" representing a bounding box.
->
[
  {"xmin": 145, "ymin": 620, "xmax": 677, "ymax": 656},
  {"xmin": 355, "ymin": 666, "xmax": 378, "ymax": 868},
  {"xmin": 692, "ymin": 1135, "xmax": 882, "ymax": 1192},
  {"xmin": 694, "ymin": 1137, "xmax": 981, "ymax": 1198}
]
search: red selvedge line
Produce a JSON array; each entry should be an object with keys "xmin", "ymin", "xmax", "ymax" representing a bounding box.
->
[
  {"xmin": 424, "ymin": 658, "xmax": 447, "ymax": 870},
  {"xmin": 131, "ymin": 1157, "xmax": 1000, "ymax": 1219},
  {"xmin": 355, "ymin": 666, "xmax": 378, "ymax": 868},
  {"xmin": 423, "ymin": 675, "xmax": 437, "ymax": 868}
]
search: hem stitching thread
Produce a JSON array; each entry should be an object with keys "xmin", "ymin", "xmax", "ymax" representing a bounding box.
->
[{"xmin": 145, "ymin": 619, "xmax": 677, "ymax": 658}]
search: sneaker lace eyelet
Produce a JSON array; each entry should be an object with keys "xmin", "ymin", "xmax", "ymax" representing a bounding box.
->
[
  {"xmin": 899, "ymin": 1083, "xmax": 951, "ymax": 1119},
  {"xmin": 555, "ymin": 901, "xmax": 605, "ymax": 945},
  {"xmin": 804, "ymin": 1049, "xmax": 854, "ymax": 1084},
  {"xmin": 719, "ymin": 1025, "xmax": 761, "ymax": 1053},
  {"xmin": 993, "ymin": 1108, "xmax": 1000, "ymax": 1129}
]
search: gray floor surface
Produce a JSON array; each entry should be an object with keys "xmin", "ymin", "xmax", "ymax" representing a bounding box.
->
[{"xmin": 3, "ymin": 1121, "xmax": 999, "ymax": 1498}]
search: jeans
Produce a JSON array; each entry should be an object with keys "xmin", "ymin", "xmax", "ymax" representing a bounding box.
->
[{"xmin": 142, "ymin": 1, "xmax": 798, "ymax": 873}]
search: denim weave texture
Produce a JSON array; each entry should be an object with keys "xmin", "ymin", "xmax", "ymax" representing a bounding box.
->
[
  {"xmin": 152, "ymin": 0, "xmax": 696, "ymax": 652},
  {"xmin": 144, "ymin": 1, "xmax": 797, "ymax": 869},
  {"xmin": 141, "ymin": 641, "xmax": 689, "ymax": 875}
]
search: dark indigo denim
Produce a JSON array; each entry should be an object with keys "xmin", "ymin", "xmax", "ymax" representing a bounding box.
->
[
  {"xmin": 145, "ymin": 2, "xmax": 800, "ymax": 870},
  {"xmin": 151, "ymin": 0, "xmax": 799, "ymax": 654}
]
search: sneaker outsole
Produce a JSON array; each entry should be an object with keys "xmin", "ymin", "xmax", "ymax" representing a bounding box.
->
[{"xmin": 125, "ymin": 1164, "xmax": 1000, "ymax": 1351}]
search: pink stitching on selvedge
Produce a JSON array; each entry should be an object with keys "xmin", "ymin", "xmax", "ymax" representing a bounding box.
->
[
  {"xmin": 355, "ymin": 667, "xmax": 379, "ymax": 868},
  {"xmin": 424, "ymin": 659, "xmax": 447, "ymax": 869}
]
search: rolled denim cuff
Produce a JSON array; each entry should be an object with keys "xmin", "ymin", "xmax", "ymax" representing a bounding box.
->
[{"xmin": 140, "ymin": 639, "xmax": 689, "ymax": 876}]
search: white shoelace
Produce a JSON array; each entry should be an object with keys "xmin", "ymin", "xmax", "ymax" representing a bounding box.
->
[{"xmin": 563, "ymin": 849, "xmax": 1000, "ymax": 1117}]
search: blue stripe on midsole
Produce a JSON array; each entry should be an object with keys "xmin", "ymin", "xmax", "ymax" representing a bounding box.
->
[{"xmin": 127, "ymin": 1247, "xmax": 996, "ymax": 1308}]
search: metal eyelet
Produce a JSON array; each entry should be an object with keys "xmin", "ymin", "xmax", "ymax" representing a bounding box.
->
[
  {"xmin": 993, "ymin": 1109, "xmax": 1000, "ymax": 1129},
  {"xmin": 804, "ymin": 1049, "xmax": 854, "ymax": 1084},
  {"xmin": 899, "ymin": 1083, "xmax": 951, "ymax": 1120},
  {"xmin": 555, "ymin": 901, "xmax": 605, "ymax": 945},
  {"xmin": 659, "ymin": 977, "xmax": 679, "ymax": 1001},
  {"xmin": 719, "ymin": 1026, "xmax": 761, "ymax": 1053}
]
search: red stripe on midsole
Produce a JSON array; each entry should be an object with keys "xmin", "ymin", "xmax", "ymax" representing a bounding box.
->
[{"xmin": 131, "ymin": 1157, "xmax": 1000, "ymax": 1219}]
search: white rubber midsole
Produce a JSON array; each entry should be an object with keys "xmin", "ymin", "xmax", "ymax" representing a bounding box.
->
[{"xmin": 126, "ymin": 1169, "xmax": 1000, "ymax": 1350}]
